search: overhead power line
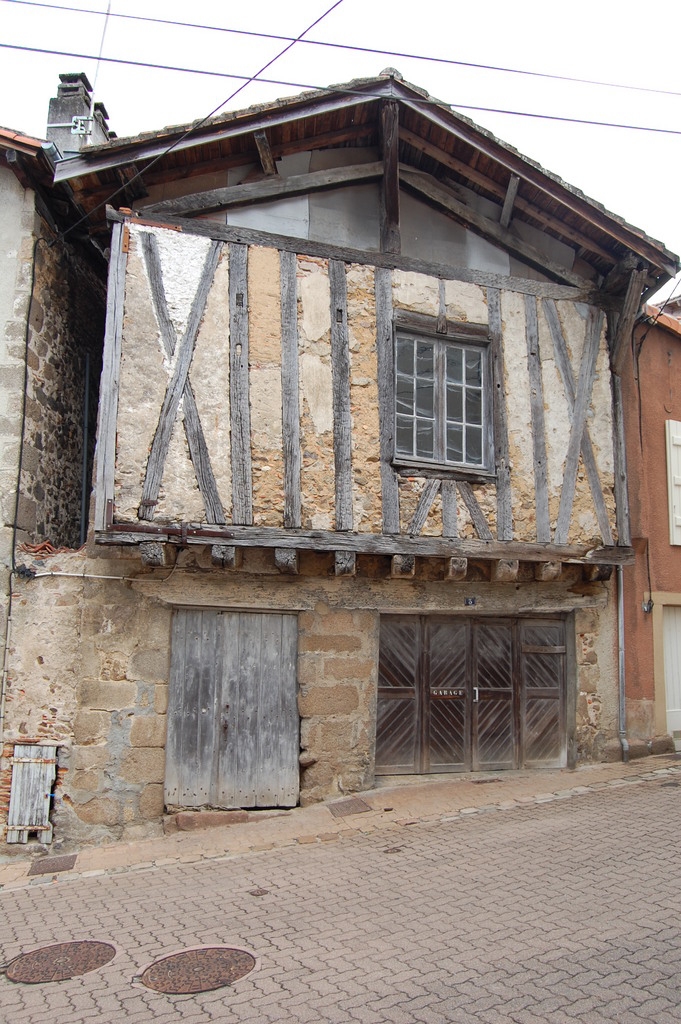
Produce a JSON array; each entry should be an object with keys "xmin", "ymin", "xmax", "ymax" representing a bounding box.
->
[
  {"xmin": 3, "ymin": 0, "xmax": 681, "ymax": 100},
  {"xmin": 2, "ymin": 41, "xmax": 681, "ymax": 138}
]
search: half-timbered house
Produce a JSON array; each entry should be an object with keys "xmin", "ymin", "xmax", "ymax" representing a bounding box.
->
[{"xmin": 2, "ymin": 71, "xmax": 678, "ymax": 844}]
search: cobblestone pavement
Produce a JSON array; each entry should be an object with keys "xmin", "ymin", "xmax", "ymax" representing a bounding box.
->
[{"xmin": 2, "ymin": 761, "xmax": 681, "ymax": 1023}]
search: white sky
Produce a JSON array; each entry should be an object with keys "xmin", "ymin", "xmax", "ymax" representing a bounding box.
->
[{"xmin": 2, "ymin": 0, "xmax": 680, "ymax": 298}]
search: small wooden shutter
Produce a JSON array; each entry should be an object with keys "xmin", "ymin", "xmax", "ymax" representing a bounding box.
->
[
  {"xmin": 6, "ymin": 744, "xmax": 57, "ymax": 844},
  {"xmin": 666, "ymin": 420, "xmax": 681, "ymax": 546}
]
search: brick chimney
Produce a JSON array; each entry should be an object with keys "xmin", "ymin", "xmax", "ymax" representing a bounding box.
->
[{"xmin": 46, "ymin": 73, "xmax": 111, "ymax": 158}]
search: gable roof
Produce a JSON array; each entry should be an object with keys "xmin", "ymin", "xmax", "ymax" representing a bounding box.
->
[{"xmin": 49, "ymin": 72, "xmax": 679, "ymax": 291}]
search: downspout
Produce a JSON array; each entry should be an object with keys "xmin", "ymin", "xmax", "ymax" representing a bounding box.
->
[
  {"xmin": 80, "ymin": 350, "xmax": 91, "ymax": 546},
  {"xmin": 617, "ymin": 564, "xmax": 629, "ymax": 762}
]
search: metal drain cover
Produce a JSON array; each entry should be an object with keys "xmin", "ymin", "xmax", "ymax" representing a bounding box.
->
[
  {"xmin": 139, "ymin": 947, "xmax": 256, "ymax": 994},
  {"xmin": 6, "ymin": 941, "xmax": 116, "ymax": 983},
  {"xmin": 328, "ymin": 796, "xmax": 372, "ymax": 818}
]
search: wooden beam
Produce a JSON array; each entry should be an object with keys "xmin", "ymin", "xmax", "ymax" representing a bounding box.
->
[
  {"xmin": 488, "ymin": 287, "xmax": 513, "ymax": 541},
  {"xmin": 211, "ymin": 544, "xmax": 242, "ymax": 569},
  {"xmin": 138, "ymin": 240, "xmax": 223, "ymax": 521},
  {"xmin": 139, "ymin": 231, "xmax": 226, "ymax": 525},
  {"xmin": 101, "ymin": 522, "xmax": 636, "ymax": 564},
  {"xmin": 542, "ymin": 298, "xmax": 613, "ymax": 545},
  {"xmin": 140, "ymin": 161, "xmax": 384, "ymax": 218},
  {"xmin": 535, "ymin": 561, "xmax": 562, "ymax": 581},
  {"xmin": 408, "ymin": 479, "xmax": 441, "ymax": 536},
  {"xmin": 554, "ymin": 310, "xmax": 604, "ymax": 545},
  {"xmin": 274, "ymin": 548, "xmax": 299, "ymax": 574},
  {"xmin": 253, "ymin": 130, "xmax": 277, "ymax": 176},
  {"xmin": 491, "ymin": 558, "xmax": 519, "ymax": 582},
  {"xmin": 329, "ymin": 260, "xmax": 353, "ymax": 532},
  {"xmin": 375, "ymin": 267, "xmax": 400, "ymax": 533},
  {"xmin": 446, "ymin": 556, "xmax": 467, "ymax": 580},
  {"xmin": 229, "ymin": 243, "xmax": 253, "ymax": 525},
  {"xmin": 611, "ymin": 373, "xmax": 631, "ymax": 547},
  {"xmin": 611, "ymin": 265, "xmax": 648, "ymax": 376},
  {"xmin": 140, "ymin": 541, "xmax": 176, "ymax": 567},
  {"xmin": 391, "ymin": 554, "xmax": 415, "ymax": 577},
  {"xmin": 457, "ymin": 481, "xmax": 493, "ymax": 540},
  {"xmin": 108, "ymin": 208, "xmax": 619, "ymax": 308},
  {"xmin": 400, "ymin": 167, "xmax": 584, "ymax": 288},
  {"xmin": 399, "ymin": 126, "xmax": 618, "ymax": 265},
  {"xmin": 94, "ymin": 220, "xmax": 126, "ymax": 532},
  {"xmin": 280, "ymin": 250, "xmax": 301, "ymax": 529},
  {"xmin": 500, "ymin": 175, "xmax": 520, "ymax": 229},
  {"xmin": 380, "ymin": 100, "xmax": 400, "ymax": 254},
  {"xmin": 525, "ymin": 294, "xmax": 551, "ymax": 543},
  {"xmin": 441, "ymin": 480, "xmax": 458, "ymax": 538},
  {"xmin": 335, "ymin": 551, "xmax": 356, "ymax": 576}
]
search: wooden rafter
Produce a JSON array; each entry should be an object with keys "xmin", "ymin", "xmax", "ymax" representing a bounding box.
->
[
  {"xmin": 500, "ymin": 175, "xmax": 520, "ymax": 229},
  {"xmin": 253, "ymin": 130, "xmax": 277, "ymax": 176},
  {"xmin": 139, "ymin": 161, "xmax": 384, "ymax": 218},
  {"xmin": 400, "ymin": 167, "xmax": 585, "ymax": 288}
]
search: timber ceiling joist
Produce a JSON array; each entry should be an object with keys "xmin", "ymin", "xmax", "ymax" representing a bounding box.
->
[{"xmin": 50, "ymin": 74, "xmax": 679, "ymax": 291}]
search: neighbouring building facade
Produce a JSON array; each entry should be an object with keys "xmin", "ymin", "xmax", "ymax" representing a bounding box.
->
[{"xmin": 0, "ymin": 72, "xmax": 678, "ymax": 847}]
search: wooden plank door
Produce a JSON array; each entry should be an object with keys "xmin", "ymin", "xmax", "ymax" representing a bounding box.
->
[
  {"xmin": 472, "ymin": 620, "xmax": 516, "ymax": 771},
  {"xmin": 520, "ymin": 619, "xmax": 566, "ymax": 766},
  {"xmin": 427, "ymin": 619, "xmax": 468, "ymax": 772},
  {"xmin": 166, "ymin": 609, "xmax": 299, "ymax": 809},
  {"xmin": 375, "ymin": 617, "xmax": 420, "ymax": 773},
  {"xmin": 663, "ymin": 606, "xmax": 681, "ymax": 748}
]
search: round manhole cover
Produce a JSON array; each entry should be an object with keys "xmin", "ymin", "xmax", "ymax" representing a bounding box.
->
[
  {"xmin": 139, "ymin": 947, "xmax": 256, "ymax": 994},
  {"xmin": 6, "ymin": 941, "xmax": 116, "ymax": 984}
]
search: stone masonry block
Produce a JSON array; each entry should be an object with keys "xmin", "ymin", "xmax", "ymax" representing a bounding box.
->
[
  {"xmin": 74, "ymin": 796, "xmax": 120, "ymax": 827},
  {"xmin": 299, "ymin": 685, "xmax": 360, "ymax": 717},
  {"xmin": 298, "ymin": 633, "xmax": 363, "ymax": 654},
  {"xmin": 130, "ymin": 715, "xmax": 167, "ymax": 748},
  {"xmin": 71, "ymin": 745, "xmax": 108, "ymax": 771},
  {"xmin": 71, "ymin": 768, "xmax": 101, "ymax": 793},
  {"xmin": 120, "ymin": 747, "xmax": 166, "ymax": 783},
  {"xmin": 323, "ymin": 657, "xmax": 375, "ymax": 682},
  {"xmin": 139, "ymin": 783, "xmax": 165, "ymax": 819},
  {"xmin": 128, "ymin": 648, "xmax": 170, "ymax": 683},
  {"xmin": 154, "ymin": 685, "xmax": 168, "ymax": 714},
  {"xmin": 73, "ymin": 710, "xmax": 110, "ymax": 745},
  {"xmin": 319, "ymin": 720, "xmax": 356, "ymax": 750},
  {"xmin": 78, "ymin": 680, "xmax": 137, "ymax": 711}
]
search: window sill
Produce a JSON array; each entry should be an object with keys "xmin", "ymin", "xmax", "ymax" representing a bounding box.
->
[{"xmin": 393, "ymin": 459, "xmax": 496, "ymax": 484}]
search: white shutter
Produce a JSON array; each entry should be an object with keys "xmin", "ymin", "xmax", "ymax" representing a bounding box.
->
[{"xmin": 666, "ymin": 420, "xmax": 681, "ymax": 546}]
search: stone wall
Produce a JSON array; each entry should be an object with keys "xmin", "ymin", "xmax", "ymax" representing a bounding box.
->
[{"xmin": 0, "ymin": 543, "xmax": 618, "ymax": 845}]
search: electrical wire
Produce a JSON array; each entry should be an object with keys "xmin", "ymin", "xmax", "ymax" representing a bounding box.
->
[
  {"xmin": 2, "ymin": 42, "xmax": 681, "ymax": 138},
  {"xmin": 4, "ymin": 0, "xmax": 681, "ymax": 100}
]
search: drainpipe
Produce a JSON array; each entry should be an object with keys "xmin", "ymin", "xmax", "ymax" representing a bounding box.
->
[
  {"xmin": 80, "ymin": 350, "xmax": 90, "ymax": 546},
  {"xmin": 617, "ymin": 565, "xmax": 629, "ymax": 762}
]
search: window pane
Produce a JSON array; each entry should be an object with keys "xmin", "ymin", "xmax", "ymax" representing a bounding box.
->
[
  {"xmin": 396, "ymin": 338, "xmax": 414, "ymax": 376},
  {"xmin": 415, "ymin": 379, "xmax": 434, "ymax": 417},
  {"xmin": 416, "ymin": 419, "xmax": 434, "ymax": 459},
  {"xmin": 396, "ymin": 376, "xmax": 414, "ymax": 414},
  {"xmin": 416, "ymin": 342, "xmax": 434, "ymax": 378},
  {"xmin": 466, "ymin": 350, "xmax": 482, "ymax": 386},
  {"xmin": 447, "ymin": 424, "xmax": 463, "ymax": 463},
  {"xmin": 466, "ymin": 388, "xmax": 482, "ymax": 425},
  {"xmin": 446, "ymin": 346, "xmax": 463, "ymax": 382},
  {"xmin": 447, "ymin": 384, "xmax": 463, "ymax": 422},
  {"xmin": 396, "ymin": 416, "xmax": 414, "ymax": 456},
  {"xmin": 466, "ymin": 425, "xmax": 483, "ymax": 464}
]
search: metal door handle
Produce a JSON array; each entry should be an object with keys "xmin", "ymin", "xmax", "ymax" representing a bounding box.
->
[{"xmin": 473, "ymin": 687, "xmax": 479, "ymax": 703}]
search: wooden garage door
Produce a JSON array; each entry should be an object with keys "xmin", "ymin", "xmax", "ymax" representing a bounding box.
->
[
  {"xmin": 165, "ymin": 609, "xmax": 299, "ymax": 809},
  {"xmin": 376, "ymin": 616, "xmax": 565, "ymax": 774}
]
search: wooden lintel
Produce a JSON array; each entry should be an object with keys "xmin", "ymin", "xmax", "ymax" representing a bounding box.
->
[
  {"xmin": 500, "ymin": 174, "xmax": 520, "ymax": 229},
  {"xmin": 253, "ymin": 130, "xmax": 277, "ymax": 176},
  {"xmin": 491, "ymin": 558, "xmax": 519, "ymax": 582},
  {"xmin": 391, "ymin": 553, "xmax": 416, "ymax": 578},
  {"xmin": 140, "ymin": 161, "xmax": 383, "ymax": 218},
  {"xmin": 534, "ymin": 561, "xmax": 562, "ymax": 582},
  {"xmin": 140, "ymin": 541, "xmax": 176, "ymax": 567},
  {"xmin": 274, "ymin": 547, "xmax": 299, "ymax": 575},
  {"xmin": 335, "ymin": 551, "xmax": 356, "ymax": 576},
  {"xmin": 380, "ymin": 100, "xmax": 400, "ymax": 254},
  {"xmin": 99, "ymin": 521, "xmax": 637, "ymax": 565},
  {"xmin": 211, "ymin": 544, "xmax": 241, "ymax": 569},
  {"xmin": 446, "ymin": 556, "xmax": 468, "ymax": 580},
  {"xmin": 400, "ymin": 167, "xmax": 584, "ymax": 288}
]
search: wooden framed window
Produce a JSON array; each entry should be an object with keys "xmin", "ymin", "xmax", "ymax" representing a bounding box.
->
[{"xmin": 394, "ymin": 330, "xmax": 492, "ymax": 473}]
